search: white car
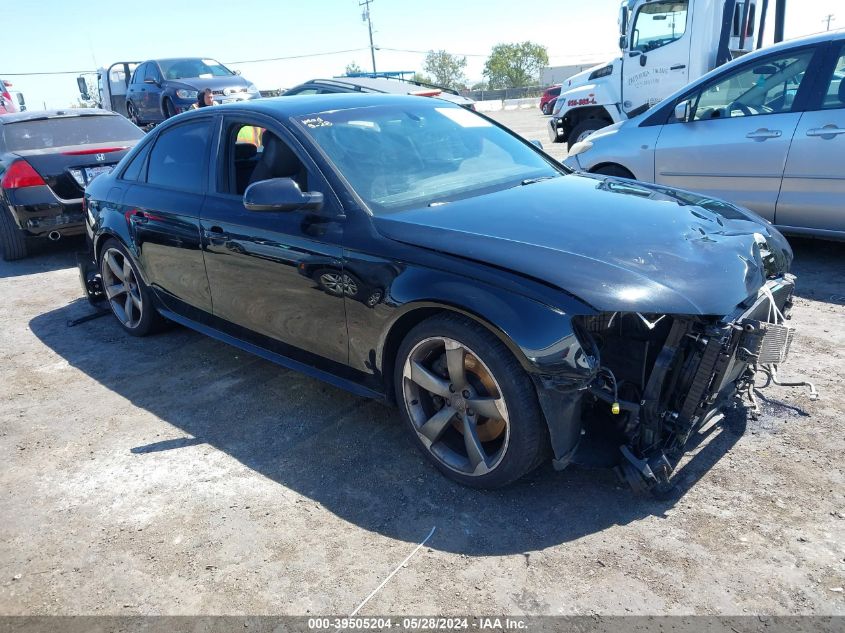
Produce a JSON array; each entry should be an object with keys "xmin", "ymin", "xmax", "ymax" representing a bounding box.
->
[{"xmin": 564, "ymin": 30, "xmax": 845, "ymax": 240}]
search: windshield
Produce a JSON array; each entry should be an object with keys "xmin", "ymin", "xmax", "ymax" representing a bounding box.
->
[
  {"xmin": 295, "ymin": 104, "xmax": 562, "ymax": 214},
  {"xmin": 159, "ymin": 58, "xmax": 233, "ymax": 80},
  {"xmin": 2, "ymin": 115, "xmax": 143, "ymax": 151},
  {"xmin": 631, "ymin": 1, "xmax": 688, "ymax": 52}
]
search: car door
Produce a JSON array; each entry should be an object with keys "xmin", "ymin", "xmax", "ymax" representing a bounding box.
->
[
  {"xmin": 121, "ymin": 117, "xmax": 214, "ymax": 320},
  {"xmin": 777, "ymin": 43, "xmax": 845, "ymax": 234},
  {"xmin": 126, "ymin": 63, "xmax": 146, "ymax": 116},
  {"xmin": 143, "ymin": 63, "xmax": 164, "ymax": 121},
  {"xmin": 653, "ymin": 45, "xmax": 821, "ymax": 221},
  {"xmin": 622, "ymin": 0, "xmax": 691, "ymax": 114},
  {"xmin": 199, "ymin": 114, "xmax": 348, "ymax": 365}
]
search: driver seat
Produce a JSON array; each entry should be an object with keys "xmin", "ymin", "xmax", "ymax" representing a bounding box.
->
[{"xmin": 248, "ymin": 131, "xmax": 307, "ymax": 191}]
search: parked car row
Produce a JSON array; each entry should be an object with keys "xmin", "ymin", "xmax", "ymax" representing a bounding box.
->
[{"xmin": 566, "ymin": 29, "xmax": 845, "ymax": 241}]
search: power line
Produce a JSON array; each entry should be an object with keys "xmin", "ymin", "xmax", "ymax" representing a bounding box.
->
[
  {"xmin": 822, "ymin": 14, "xmax": 836, "ymax": 30},
  {"xmin": 226, "ymin": 47, "xmax": 368, "ymax": 65},
  {"xmin": 1, "ymin": 47, "xmax": 371, "ymax": 76}
]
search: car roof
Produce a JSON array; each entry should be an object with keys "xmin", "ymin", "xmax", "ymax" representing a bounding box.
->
[
  {"xmin": 176, "ymin": 93, "xmax": 462, "ymax": 120},
  {"xmin": 310, "ymin": 76, "xmax": 461, "ymax": 95},
  {"xmin": 146, "ymin": 57, "xmax": 221, "ymax": 64},
  {"xmin": 0, "ymin": 108, "xmax": 120, "ymax": 124}
]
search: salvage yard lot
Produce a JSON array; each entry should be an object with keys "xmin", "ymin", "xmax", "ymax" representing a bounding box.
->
[{"xmin": 1, "ymin": 109, "xmax": 843, "ymax": 616}]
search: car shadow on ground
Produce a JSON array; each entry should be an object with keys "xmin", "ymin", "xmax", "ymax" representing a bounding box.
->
[
  {"xmin": 0, "ymin": 237, "xmax": 83, "ymax": 279},
  {"xmin": 789, "ymin": 237, "xmax": 845, "ymax": 305},
  {"xmin": 29, "ymin": 296, "xmax": 748, "ymax": 556}
]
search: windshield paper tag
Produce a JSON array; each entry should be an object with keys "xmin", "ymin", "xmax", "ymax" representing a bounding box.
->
[
  {"xmin": 435, "ymin": 107, "xmax": 492, "ymax": 128},
  {"xmin": 301, "ymin": 116, "xmax": 333, "ymax": 129}
]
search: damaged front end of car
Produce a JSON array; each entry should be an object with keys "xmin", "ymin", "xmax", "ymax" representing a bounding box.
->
[{"xmin": 562, "ymin": 274, "xmax": 815, "ymax": 495}]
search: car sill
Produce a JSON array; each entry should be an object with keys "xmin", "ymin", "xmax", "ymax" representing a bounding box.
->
[{"xmin": 157, "ymin": 308, "xmax": 386, "ymax": 403}]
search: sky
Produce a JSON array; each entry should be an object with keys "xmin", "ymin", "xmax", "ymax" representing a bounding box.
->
[{"xmin": 2, "ymin": 0, "xmax": 841, "ymax": 110}]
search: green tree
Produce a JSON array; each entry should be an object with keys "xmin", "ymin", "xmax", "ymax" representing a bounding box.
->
[
  {"xmin": 411, "ymin": 72, "xmax": 433, "ymax": 85},
  {"xmin": 423, "ymin": 50, "xmax": 467, "ymax": 90},
  {"xmin": 345, "ymin": 61, "xmax": 363, "ymax": 75},
  {"xmin": 483, "ymin": 42, "xmax": 549, "ymax": 89}
]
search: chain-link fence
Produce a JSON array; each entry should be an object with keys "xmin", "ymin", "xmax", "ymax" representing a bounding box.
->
[{"xmin": 459, "ymin": 86, "xmax": 545, "ymax": 102}]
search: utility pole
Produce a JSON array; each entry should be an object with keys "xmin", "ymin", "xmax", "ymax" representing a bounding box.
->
[
  {"xmin": 822, "ymin": 14, "xmax": 835, "ymax": 31},
  {"xmin": 774, "ymin": 0, "xmax": 786, "ymax": 43},
  {"xmin": 359, "ymin": 0, "xmax": 377, "ymax": 74}
]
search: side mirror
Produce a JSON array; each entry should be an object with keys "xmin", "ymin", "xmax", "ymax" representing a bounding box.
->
[
  {"xmin": 619, "ymin": 35, "xmax": 627, "ymax": 50},
  {"xmin": 674, "ymin": 100, "xmax": 691, "ymax": 122},
  {"xmin": 76, "ymin": 76, "xmax": 89, "ymax": 100},
  {"xmin": 640, "ymin": 54, "xmax": 648, "ymax": 67},
  {"xmin": 244, "ymin": 178, "xmax": 324, "ymax": 213},
  {"xmin": 530, "ymin": 139, "xmax": 544, "ymax": 149}
]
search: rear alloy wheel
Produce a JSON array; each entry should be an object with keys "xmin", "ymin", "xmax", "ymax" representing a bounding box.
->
[
  {"xmin": 395, "ymin": 314, "xmax": 548, "ymax": 488},
  {"xmin": 0, "ymin": 204, "xmax": 28, "ymax": 261},
  {"xmin": 100, "ymin": 241, "xmax": 162, "ymax": 336}
]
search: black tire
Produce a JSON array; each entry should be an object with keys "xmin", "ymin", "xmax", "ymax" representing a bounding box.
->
[
  {"xmin": 99, "ymin": 239, "xmax": 164, "ymax": 337},
  {"xmin": 127, "ymin": 101, "xmax": 142, "ymax": 127},
  {"xmin": 394, "ymin": 313, "xmax": 549, "ymax": 489},
  {"xmin": 568, "ymin": 118, "xmax": 610, "ymax": 150},
  {"xmin": 162, "ymin": 98, "xmax": 176, "ymax": 119},
  {"xmin": 0, "ymin": 204, "xmax": 28, "ymax": 261},
  {"xmin": 591, "ymin": 164, "xmax": 635, "ymax": 179}
]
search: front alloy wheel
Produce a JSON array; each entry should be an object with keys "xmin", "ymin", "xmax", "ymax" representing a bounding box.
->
[{"xmin": 395, "ymin": 314, "xmax": 547, "ymax": 488}]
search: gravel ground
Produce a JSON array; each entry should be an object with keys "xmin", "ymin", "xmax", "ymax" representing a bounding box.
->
[{"xmin": 0, "ymin": 109, "xmax": 843, "ymax": 617}]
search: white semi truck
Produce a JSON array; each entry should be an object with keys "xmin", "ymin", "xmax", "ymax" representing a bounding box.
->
[{"xmin": 549, "ymin": 0, "xmax": 786, "ymax": 148}]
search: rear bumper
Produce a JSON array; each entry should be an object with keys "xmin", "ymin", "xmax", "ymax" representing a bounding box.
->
[
  {"xmin": 6, "ymin": 186, "xmax": 84, "ymax": 237},
  {"xmin": 15, "ymin": 206, "xmax": 85, "ymax": 237}
]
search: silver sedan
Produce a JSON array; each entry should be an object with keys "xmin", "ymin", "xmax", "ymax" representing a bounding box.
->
[{"xmin": 565, "ymin": 30, "xmax": 845, "ymax": 240}]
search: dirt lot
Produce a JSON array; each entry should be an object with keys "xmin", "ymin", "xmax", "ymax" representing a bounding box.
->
[{"xmin": 1, "ymin": 109, "xmax": 844, "ymax": 617}]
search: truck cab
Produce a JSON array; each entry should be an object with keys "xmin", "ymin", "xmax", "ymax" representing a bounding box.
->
[
  {"xmin": 549, "ymin": 0, "xmax": 760, "ymax": 148},
  {"xmin": 78, "ymin": 62, "xmax": 141, "ymax": 118}
]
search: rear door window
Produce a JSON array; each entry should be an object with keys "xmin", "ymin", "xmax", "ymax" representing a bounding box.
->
[
  {"xmin": 146, "ymin": 119, "xmax": 211, "ymax": 192},
  {"xmin": 820, "ymin": 47, "xmax": 845, "ymax": 110},
  {"xmin": 1, "ymin": 115, "xmax": 143, "ymax": 151}
]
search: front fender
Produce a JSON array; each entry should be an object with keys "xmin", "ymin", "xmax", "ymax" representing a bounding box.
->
[{"xmin": 375, "ymin": 265, "xmax": 597, "ymax": 381}]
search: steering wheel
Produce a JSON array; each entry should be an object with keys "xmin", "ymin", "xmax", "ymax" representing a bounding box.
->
[{"xmin": 727, "ymin": 101, "xmax": 754, "ymax": 117}]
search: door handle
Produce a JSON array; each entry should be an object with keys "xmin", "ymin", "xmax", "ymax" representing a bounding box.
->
[
  {"xmin": 807, "ymin": 126, "xmax": 845, "ymax": 138},
  {"xmin": 670, "ymin": 64, "xmax": 687, "ymax": 70},
  {"xmin": 205, "ymin": 225, "xmax": 229, "ymax": 243},
  {"xmin": 746, "ymin": 128, "xmax": 782, "ymax": 140}
]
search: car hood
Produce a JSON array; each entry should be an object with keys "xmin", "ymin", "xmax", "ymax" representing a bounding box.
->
[
  {"xmin": 171, "ymin": 75, "xmax": 250, "ymax": 90},
  {"xmin": 373, "ymin": 174, "xmax": 792, "ymax": 316}
]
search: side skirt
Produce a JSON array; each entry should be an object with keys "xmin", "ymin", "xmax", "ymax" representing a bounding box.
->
[{"xmin": 157, "ymin": 308, "xmax": 387, "ymax": 403}]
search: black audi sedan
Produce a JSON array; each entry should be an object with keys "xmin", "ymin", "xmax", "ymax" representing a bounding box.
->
[
  {"xmin": 0, "ymin": 109, "xmax": 143, "ymax": 260},
  {"xmin": 80, "ymin": 94, "xmax": 798, "ymax": 492}
]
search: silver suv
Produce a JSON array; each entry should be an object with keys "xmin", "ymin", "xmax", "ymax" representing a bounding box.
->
[{"xmin": 565, "ymin": 30, "xmax": 845, "ymax": 240}]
